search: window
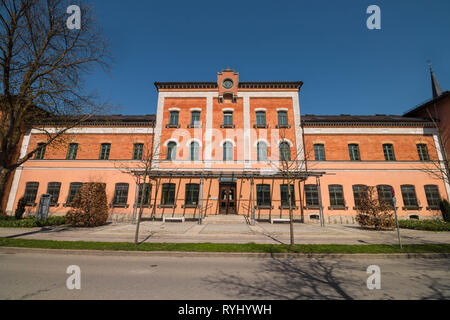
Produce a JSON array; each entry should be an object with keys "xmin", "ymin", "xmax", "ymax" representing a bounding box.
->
[
  {"xmin": 256, "ymin": 184, "xmax": 271, "ymax": 207},
  {"xmin": 223, "ymin": 141, "xmax": 233, "ymax": 161},
  {"xmin": 383, "ymin": 144, "xmax": 395, "ymax": 161},
  {"xmin": 185, "ymin": 184, "xmax": 199, "ymax": 206},
  {"xmin": 67, "ymin": 182, "xmax": 82, "ymax": 205},
  {"xmin": 47, "ymin": 182, "xmax": 61, "ymax": 205},
  {"xmin": 161, "ymin": 183, "xmax": 176, "ymax": 205},
  {"xmin": 167, "ymin": 142, "xmax": 177, "ymax": 160},
  {"xmin": 401, "ymin": 185, "xmax": 418, "ymax": 208},
  {"xmin": 99, "ymin": 143, "xmax": 111, "ymax": 160},
  {"xmin": 223, "ymin": 111, "xmax": 233, "ymax": 126},
  {"xmin": 133, "ymin": 143, "xmax": 144, "ymax": 160},
  {"xmin": 24, "ymin": 182, "xmax": 39, "ymax": 205},
  {"xmin": 190, "ymin": 141, "xmax": 199, "ymax": 161},
  {"xmin": 256, "ymin": 111, "xmax": 266, "ymax": 126},
  {"xmin": 352, "ymin": 185, "xmax": 368, "ymax": 208},
  {"xmin": 280, "ymin": 185, "xmax": 295, "ymax": 207},
  {"xmin": 314, "ymin": 144, "xmax": 326, "ymax": 161},
  {"xmin": 277, "ymin": 111, "xmax": 288, "ymax": 126},
  {"xmin": 348, "ymin": 144, "xmax": 360, "ymax": 161},
  {"xmin": 169, "ymin": 111, "xmax": 179, "ymax": 126},
  {"xmin": 34, "ymin": 143, "xmax": 46, "ymax": 160},
  {"xmin": 137, "ymin": 183, "xmax": 151, "ymax": 205},
  {"xmin": 329, "ymin": 185, "xmax": 345, "ymax": 207},
  {"xmin": 304, "ymin": 184, "xmax": 319, "ymax": 207},
  {"xmin": 113, "ymin": 183, "xmax": 129, "ymax": 206},
  {"xmin": 417, "ymin": 144, "xmax": 429, "ymax": 161},
  {"xmin": 377, "ymin": 185, "xmax": 394, "ymax": 206},
  {"xmin": 279, "ymin": 142, "xmax": 290, "ymax": 161},
  {"xmin": 257, "ymin": 141, "xmax": 268, "ymax": 161},
  {"xmin": 66, "ymin": 143, "xmax": 78, "ymax": 160},
  {"xmin": 191, "ymin": 111, "xmax": 201, "ymax": 126},
  {"xmin": 424, "ymin": 185, "xmax": 440, "ymax": 209}
]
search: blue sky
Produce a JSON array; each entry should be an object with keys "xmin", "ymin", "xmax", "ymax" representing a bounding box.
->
[{"xmin": 86, "ymin": 0, "xmax": 450, "ymax": 116}]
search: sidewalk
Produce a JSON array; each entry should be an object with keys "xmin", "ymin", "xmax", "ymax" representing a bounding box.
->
[{"xmin": 1, "ymin": 219, "xmax": 449, "ymax": 245}]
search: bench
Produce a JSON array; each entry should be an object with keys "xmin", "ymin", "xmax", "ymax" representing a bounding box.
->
[
  {"xmin": 162, "ymin": 216, "xmax": 185, "ymax": 223},
  {"xmin": 270, "ymin": 218, "xmax": 290, "ymax": 224}
]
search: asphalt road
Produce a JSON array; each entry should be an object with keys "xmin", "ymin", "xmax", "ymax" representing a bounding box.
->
[{"xmin": 0, "ymin": 251, "xmax": 449, "ymax": 300}]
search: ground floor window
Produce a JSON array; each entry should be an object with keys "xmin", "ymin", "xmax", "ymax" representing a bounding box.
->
[
  {"xmin": 329, "ymin": 185, "xmax": 345, "ymax": 207},
  {"xmin": 352, "ymin": 184, "xmax": 368, "ymax": 208},
  {"xmin": 256, "ymin": 184, "xmax": 271, "ymax": 207},
  {"xmin": 304, "ymin": 184, "xmax": 319, "ymax": 207},
  {"xmin": 47, "ymin": 182, "xmax": 61, "ymax": 205},
  {"xmin": 113, "ymin": 183, "xmax": 129, "ymax": 206},
  {"xmin": 377, "ymin": 185, "xmax": 393, "ymax": 206},
  {"xmin": 280, "ymin": 184, "xmax": 295, "ymax": 207},
  {"xmin": 401, "ymin": 185, "xmax": 418, "ymax": 208},
  {"xmin": 161, "ymin": 183, "xmax": 176, "ymax": 205},
  {"xmin": 67, "ymin": 182, "xmax": 82, "ymax": 205},
  {"xmin": 185, "ymin": 184, "xmax": 199, "ymax": 206},
  {"xmin": 24, "ymin": 182, "xmax": 39, "ymax": 205},
  {"xmin": 424, "ymin": 185, "xmax": 440, "ymax": 209},
  {"xmin": 137, "ymin": 183, "xmax": 151, "ymax": 205}
]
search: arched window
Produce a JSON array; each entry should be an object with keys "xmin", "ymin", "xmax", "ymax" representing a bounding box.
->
[
  {"xmin": 190, "ymin": 141, "xmax": 199, "ymax": 161},
  {"xmin": 279, "ymin": 142, "xmax": 290, "ymax": 161},
  {"xmin": 167, "ymin": 142, "xmax": 177, "ymax": 160},
  {"xmin": 223, "ymin": 142, "xmax": 233, "ymax": 161},
  {"xmin": 257, "ymin": 141, "xmax": 268, "ymax": 161}
]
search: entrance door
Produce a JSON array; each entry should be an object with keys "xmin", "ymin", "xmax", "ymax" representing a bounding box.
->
[{"xmin": 219, "ymin": 184, "xmax": 237, "ymax": 215}]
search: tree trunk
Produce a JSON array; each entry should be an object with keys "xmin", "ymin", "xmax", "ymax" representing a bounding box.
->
[{"xmin": 0, "ymin": 168, "xmax": 12, "ymax": 215}]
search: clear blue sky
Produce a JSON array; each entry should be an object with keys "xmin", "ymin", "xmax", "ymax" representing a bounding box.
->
[{"xmin": 86, "ymin": 0, "xmax": 450, "ymax": 116}]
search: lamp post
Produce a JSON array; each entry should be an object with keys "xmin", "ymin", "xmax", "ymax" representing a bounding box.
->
[{"xmin": 392, "ymin": 189, "xmax": 402, "ymax": 249}]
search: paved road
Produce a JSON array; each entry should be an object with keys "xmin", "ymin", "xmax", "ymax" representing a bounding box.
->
[{"xmin": 0, "ymin": 251, "xmax": 448, "ymax": 300}]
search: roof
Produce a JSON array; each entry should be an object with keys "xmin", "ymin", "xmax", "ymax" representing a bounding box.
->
[
  {"xmin": 403, "ymin": 91, "xmax": 450, "ymax": 117},
  {"xmin": 154, "ymin": 81, "xmax": 303, "ymax": 90},
  {"xmin": 301, "ymin": 114, "xmax": 433, "ymax": 127},
  {"xmin": 40, "ymin": 114, "xmax": 156, "ymax": 127}
]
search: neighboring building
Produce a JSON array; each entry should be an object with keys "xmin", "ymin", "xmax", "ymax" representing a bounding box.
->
[{"xmin": 5, "ymin": 69, "xmax": 450, "ymax": 223}]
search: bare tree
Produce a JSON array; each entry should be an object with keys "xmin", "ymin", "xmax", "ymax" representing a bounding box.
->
[
  {"xmin": 269, "ymin": 128, "xmax": 309, "ymax": 246},
  {"xmin": 0, "ymin": 0, "xmax": 111, "ymax": 210},
  {"xmin": 115, "ymin": 133, "xmax": 160, "ymax": 246}
]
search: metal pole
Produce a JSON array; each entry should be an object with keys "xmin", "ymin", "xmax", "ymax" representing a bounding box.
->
[
  {"xmin": 316, "ymin": 176, "xmax": 325, "ymax": 227},
  {"xmin": 250, "ymin": 177, "xmax": 255, "ymax": 225},
  {"xmin": 393, "ymin": 197, "xmax": 402, "ymax": 249},
  {"xmin": 199, "ymin": 177, "xmax": 204, "ymax": 225}
]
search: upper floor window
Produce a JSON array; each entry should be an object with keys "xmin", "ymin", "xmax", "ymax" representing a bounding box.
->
[
  {"xmin": 99, "ymin": 143, "xmax": 111, "ymax": 160},
  {"xmin": 166, "ymin": 142, "xmax": 177, "ymax": 160},
  {"xmin": 304, "ymin": 184, "xmax": 319, "ymax": 207},
  {"xmin": 314, "ymin": 144, "xmax": 326, "ymax": 161},
  {"xmin": 255, "ymin": 111, "xmax": 266, "ymax": 127},
  {"xmin": 280, "ymin": 184, "xmax": 295, "ymax": 207},
  {"xmin": 348, "ymin": 144, "xmax": 360, "ymax": 161},
  {"xmin": 24, "ymin": 182, "xmax": 39, "ymax": 206},
  {"xmin": 185, "ymin": 184, "xmax": 199, "ymax": 206},
  {"xmin": 113, "ymin": 183, "xmax": 129, "ymax": 206},
  {"xmin": 277, "ymin": 111, "xmax": 288, "ymax": 127},
  {"xmin": 223, "ymin": 141, "xmax": 234, "ymax": 161},
  {"xmin": 34, "ymin": 143, "xmax": 46, "ymax": 160},
  {"xmin": 47, "ymin": 182, "xmax": 61, "ymax": 205},
  {"xmin": 424, "ymin": 185, "xmax": 440, "ymax": 209},
  {"xmin": 352, "ymin": 184, "xmax": 368, "ymax": 208},
  {"xmin": 66, "ymin": 143, "xmax": 78, "ymax": 160},
  {"xmin": 279, "ymin": 142, "xmax": 291, "ymax": 161},
  {"xmin": 329, "ymin": 185, "xmax": 345, "ymax": 208},
  {"xmin": 169, "ymin": 111, "xmax": 179, "ymax": 126},
  {"xmin": 190, "ymin": 111, "xmax": 201, "ymax": 126},
  {"xmin": 383, "ymin": 144, "xmax": 395, "ymax": 161},
  {"xmin": 161, "ymin": 183, "xmax": 176, "ymax": 205},
  {"xmin": 223, "ymin": 111, "xmax": 233, "ymax": 127},
  {"xmin": 137, "ymin": 183, "xmax": 151, "ymax": 206},
  {"xmin": 257, "ymin": 141, "xmax": 268, "ymax": 161},
  {"xmin": 66, "ymin": 182, "xmax": 82, "ymax": 205},
  {"xmin": 256, "ymin": 184, "xmax": 271, "ymax": 207},
  {"xmin": 417, "ymin": 144, "xmax": 429, "ymax": 161},
  {"xmin": 190, "ymin": 141, "xmax": 199, "ymax": 161},
  {"xmin": 133, "ymin": 143, "xmax": 144, "ymax": 160},
  {"xmin": 401, "ymin": 185, "xmax": 419, "ymax": 208},
  {"xmin": 377, "ymin": 185, "xmax": 394, "ymax": 206}
]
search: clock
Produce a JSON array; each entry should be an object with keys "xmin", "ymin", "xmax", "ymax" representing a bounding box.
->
[{"xmin": 222, "ymin": 79, "xmax": 234, "ymax": 89}]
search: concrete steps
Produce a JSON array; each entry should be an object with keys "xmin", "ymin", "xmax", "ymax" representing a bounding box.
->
[{"xmin": 203, "ymin": 215, "xmax": 248, "ymax": 224}]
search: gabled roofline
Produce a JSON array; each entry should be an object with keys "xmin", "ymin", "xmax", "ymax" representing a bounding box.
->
[{"xmin": 403, "ymin": 91, "xmax": 450, "ymax": 117}]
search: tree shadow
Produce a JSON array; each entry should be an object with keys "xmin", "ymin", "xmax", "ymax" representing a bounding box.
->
[{"xmin": 204, "ymin": 256, "xmax": 360, "ymax": 300}]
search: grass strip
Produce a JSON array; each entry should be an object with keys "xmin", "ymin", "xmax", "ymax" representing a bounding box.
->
[{"xmin": 0, "ymin": 238, "xmax": 449, "ymax": 254}]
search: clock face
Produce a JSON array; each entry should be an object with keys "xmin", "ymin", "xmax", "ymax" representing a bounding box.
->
[{"xmin": 222, "ymin": 79, "xmax": 234, "ymax": 89}]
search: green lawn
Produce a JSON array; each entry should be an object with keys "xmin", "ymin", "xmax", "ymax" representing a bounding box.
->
[
  {"xmin": 399, "ymin": 219, "xmax": 450, "ymax": 232},
  {"xmin": 0, "ymin": 238, "xmax": 449, "ymax": 254}
]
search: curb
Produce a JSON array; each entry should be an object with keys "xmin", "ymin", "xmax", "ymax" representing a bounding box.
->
[{"xmin": 1, "ymin": 246, "xmax": 449, "ymax": 259}]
